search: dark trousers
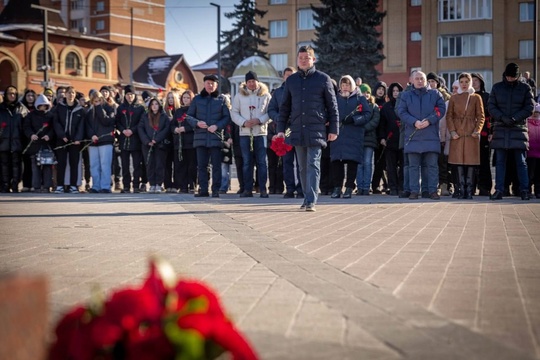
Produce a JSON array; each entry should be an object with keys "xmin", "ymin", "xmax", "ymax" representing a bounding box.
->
[
  {"xmin": 142, "ymin": 146, "xmax": 166, "ymax": 187},
  {"xmin": 372, "ymin": 144, "xmax": 388, "ymax": 191},
  {"xmin": 477, "ymin": 136, "xmax": 492, "ymax": 192},
  {"xmin": 0, "ymin": 151, "xmax": 21, "ymax": 191},
  {"xmin": 55, "ymin": 145, "xmax": 80, "ymax": 187},
  {"xmin": 164, "ymin": 146, "xmax": 174, "ymax": 189},
  {"xmin": 320, "ymin": 145, "xmax": 332, "ymax": 193},
  {"xmin": 22, "ymin": 153, "xmax": 32, "ymax": 188},
  {"xmin": 174, "ymin": 147, "xmax": 197, "ymax": 191},
  {"xmin": 267, "ymin": 148, "xmax": 284, "ymax": 194},
  {"xmin": 283, "ymin": 148, "xmax": 302, "ymax": 194},
  {"xmin": 112, "ymin": 146, "xmax": 121, "ymax": 184},
  {"xmin": 331, "ymin": 160, "xmax": 358, "ymax": 189},
  {"xmin": 31, "ymin": 156, "xmax": 53, "ymax": 189},
  {"xmin": 527, "ymin": 157, "xmax": 540, "ymax": 194},
  {"xmin": 234, "ymin": 153, "xmax": 244, "ymax": 192},
  {"xmin": 82, "ymin": 147, "xmax": 91, "ymax": 186},
  {"xmin": 196, "ymin": 146, "xmax": 222, "ymax": 193},
  {"xmin": 385, "ymin": 148, "xmax": 403, "ymax": 192},
  {"xmin": 120, "ymin": 150, "xmax": 142, "ymax": 190}
]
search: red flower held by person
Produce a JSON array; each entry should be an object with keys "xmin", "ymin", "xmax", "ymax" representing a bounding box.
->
[
  {"xmin": 0, "ymin": 122, "xmax": 7, "ymax": 137},
  {"xmin": 270, "ymin": 137, "xmax": 293, "ymax": 157},
  {"xmin": 387, "ymin": 131, "xmax": 394, "ymax": 140},
  {"xmin": 356, "ymin": 104, "xmax": 363, "ymax": 113},
  {"xmin": 1, "ymin": 122, "xmax": 6, "ymax": 128},
  {"xmin": 434, "ymin": 106, "xmax": 441, "ymax": 117},
  {"xmin": 122, "ymin": 109, "xmax": 127, "ymax": 115}
]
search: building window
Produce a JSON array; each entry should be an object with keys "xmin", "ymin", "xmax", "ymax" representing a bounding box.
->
[
  {"xmin": 438, "ymin": 0, "xmax": 492, "ymax": 21},
  {"xmin": 37, "ymin": 48, "xmax": 53, "ymax": 70},
  {"xmin": 441, "ymin": 70, "xmax": 492, "ymax": 91},
  {"xmin": 269, "ymin": 20, "xmax": 287, "ymax": 38},
  {"xmin": 96, "ymin": 20, "xmax": 105, "ymax": 31},
  {"xmin": 411, "ymin": 0, "xmax": 422, "ymax": 5},
  {"xmin": 270, "ymin": 54, "xmax": 288, "ymax": 73},
  {"xmin": 93, "ymin": 56, "xmax": 106, "ymax": 74},
  {"xmin": 71, "ymin": 0, "xmax": 83, "ymax": 10},
  {"xmin": 438, "ymin": 33, "xmax": 492, "ymax": 57},
  {"xmin": 519, "ymin": 2, "xmax": 534, "ymax": 22},
  {"xmin": 519, "ymin": 40, "xmax": 534, "ymax": 59},
  {"xmin": 96, "ymin": 1, "xmax": 104, "ymax": 12},
  {"xmin": 65, "ymin": 52, "xmax": 80, "ymax": 70},
  {"xmin": 70, "ymin": 19, "xmax": 83, "ymax": 30},
  {"xmin": 270, "ymin": 0, "xmax": 286, "ymax": 4},
  {"xmin": 411, "ymin": 31, "xmax": 422, "ymax": 41},
  {"xmin": 298, "ymin": 8, "xmax": 317, "ymax": 30}
]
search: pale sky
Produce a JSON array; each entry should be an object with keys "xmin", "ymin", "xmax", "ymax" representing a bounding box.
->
[{"xmin": 165, "ymin": 0, "xmax": 238, "ymax": 66}]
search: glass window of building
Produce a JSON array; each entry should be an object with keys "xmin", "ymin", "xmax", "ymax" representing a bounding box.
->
[
  {"xmin": 298, "ymin": 9, "xmax": 317, "ymax": 30},
  {"xmin": 93, "ymin": 56, "xmax": 106, "ymax": 74},
  {"xmin": 519, "ymin": 40, "xmax": 534, "ymax": 59},
  {"xmin": 519, "ymin": 2, "xmax": 534, "ymax": 22},
  {"xmin": 270, "ymin": 0, "xmax": 287, "ymax": 4},
  {"xmin": 270, "ymin": 54, "xmax": 288, "ymax": 73},
  {"xmin": 37, "ymin": 48, "xmax": 53, "ymax": 70},
  {"xmin": 438, "ymin": 33, "xmax": 492, "ymax": 57},
  {"xmin": 411, "ymin": 32, "xmax": 422, "ymax": 41},
  {"xmin": 96, "ymin": 20, "xmax": 105, "ymax": 31},
  {"xmin": 270, "ymin": 20, "xmax": 287, "ymax": 38},
  {"xmin": 96, "ymin": 1, "xmax": 105, "ymax": 12},
  {"xmin": 438, "ymin": 0, "xmax": 492, "ymax": 21},
  {"xmin": 411, "ymin": 0, "xmax": 422, "ymax": 5},
  {"xmin": 65, "ymin": 52, "xmax": 80, "ymax": 70}
]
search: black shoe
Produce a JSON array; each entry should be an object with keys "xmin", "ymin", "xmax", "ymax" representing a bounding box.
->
[
  {"xmin": 478, "ymin": 189, "xmax": 491, "ymax": 196},
  {"xmin": 421, "ymin": 191, "xmax": 430, "ymax": 199},
  {"xmin": 372, "ymin": 189, "xmax": 382, "ymax": 194},
  {"xmin": 236, "ymin": 189, "xmax": 244, "ymax": 194},
  {"xmin": 399, "ymin": 191, "xmax": 411, "ymax": 198},
  {"xmin": 296, "ymin": 192, "xmax": 304, "ymax": 198},
  {"xmin": 343, "ymin": 187, "xmax": 353, "ymax": 198},
  {"xmin": 100, "ymin": 189, "xmax": 112, "ymax": 193},
  {"xmin": 330, "ymin": 187, "xmax": 342, "ymax": 199},
  {"xmin": 195, "ymin": 191, "xmax": 209, "ymax": 197},
  {"xmin": 283, "ymin": 192, "xmax": 295, "ymax": 199},
  {"xmin": 240, "ymin": 191, "xmax": 253, "ymax": 198},
  {"xmin": 490, "ymin": 191, "xmax": 503, "ymax": 200},
  {"xmin": 520, "ymin": 190, "xmax": 530, "ymax": 200},
  {"xmin": 430, "ymin": 192, "xmax": 441, "ymax": 200},
  {"xmin": 260, "ymin": 192, "xmax": 269, "ymax": 198},
  {"xmin": 389, "ymin": 190, "xmax": 399, "ymax": 196},
  {"xmin": 120, "ymin": 189, "xmax": 128, "ymax": 194},
  {"xmin": 89, "ymin": 188, "xmax": 99, "ymax": 193},
  {"xmin": 212, "ymin": 192, "xmax": 220, "ymax": 198},
  {"xmin": 409, "ymin": 192, "xmax": 419, "ymax": 200}
]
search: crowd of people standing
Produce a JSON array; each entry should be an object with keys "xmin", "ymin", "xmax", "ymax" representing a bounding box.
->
[{"xmin": 0, "ymin": 51, "xmax": 539, "ymax": 208}]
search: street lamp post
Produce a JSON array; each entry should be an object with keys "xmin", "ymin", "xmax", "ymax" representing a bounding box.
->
[
  {"xmin": 31, "ymin": 4, "xmax": 61, "ymax": 89},
  {"xmin": 210, "ymin": 2, "xmax": 221, "ymax": 94}
]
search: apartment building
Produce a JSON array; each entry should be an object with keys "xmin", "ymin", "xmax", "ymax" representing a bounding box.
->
[{"xmin": 256, "ymin": 0, "xmax": 539, "ymax": 92}]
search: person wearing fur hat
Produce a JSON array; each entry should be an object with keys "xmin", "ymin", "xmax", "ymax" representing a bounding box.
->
[
  {"xmin": 186, "ymin": 74, "xmax": 231, "ymax": 197},
  {"xmin": 231, "ymin": 70, "xmax": 272, "ymax": 198},
  {"xmin": 23, "ymin": 94, "xmax": 55, "ymax": 192},
  {"xmin": 471, "ymin": 72, "xmax": 492, "ymax": 196},
  {"xmin": 488, "ymin": 62, "xmax": 535, "ymax": 200},
  {"xmin": 329, "ymin": 75, "xmax": 371, "ymax": 198},
  {"xmin": 446, "ymin": 72, "xmax": 485, "ymax": 199}
]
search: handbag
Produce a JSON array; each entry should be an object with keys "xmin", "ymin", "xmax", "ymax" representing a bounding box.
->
[{"xmin": 36, "ymin": 146, "xmax": 57, "ymax": 166}]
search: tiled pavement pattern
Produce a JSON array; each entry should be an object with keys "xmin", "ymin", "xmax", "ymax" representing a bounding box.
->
[{"xmin": 1, "ymin": 192, "xmax": 539, "ymax": 359}]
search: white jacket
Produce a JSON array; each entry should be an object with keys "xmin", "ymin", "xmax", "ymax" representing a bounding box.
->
[{"xmin": 231, "ymin": 82, "xmax": 272, "ymax": 136}]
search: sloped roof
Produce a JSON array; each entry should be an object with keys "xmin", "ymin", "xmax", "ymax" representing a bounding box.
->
[
  {"xmin": 132, "ymin": 54, "xmax": 184, "ymax": 89},
  {"xmin": 117, "ymin": 45, "xmax": 168, "ymax": 83},
  {"xmin": 0, "ymin": 0, "xmax": 66, "ymax": 28}
]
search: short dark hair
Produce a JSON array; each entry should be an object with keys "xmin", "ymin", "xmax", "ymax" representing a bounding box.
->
[
  {"xmin": 297, "ymin": 45, "xmax": 315, "ymax": 58},
  {"xmin": 283, "ymin": 66, "xmax": 296, "ymax": 73}
]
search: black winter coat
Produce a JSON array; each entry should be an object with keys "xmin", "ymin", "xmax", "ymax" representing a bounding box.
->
[
  {"xmin": 0, "ymin": 102, "xmax": 23, "ymax": 152},
  {"xmin": 277, "ymin": 66, "xmax": 339, "ymax": 148},
  {"xmin": 186, "ymin": 89, "xmax": 231, "ymax": 148},
  {"xmin": 138, "ymin": 112, "xmax": 170, "ymax": 149},
  {"xmin": 171, "ymin": 106, "xmax": 195, "ymax": 149},
  {"xmin": 85, "ymin": 105, "xmax": 116, "ymax": 146},
  {"xmin": 330, "ymin": 91, "xmax": 371, "ymax": 163},
  {"xmin": 116, "ymin": 101, "xmax": 145, "ymax": 151},
  {"xmin": 363, "ymin": 103, "xmax": 381, "ymax": 149},
  {"xmin": 488, "ymin": 77, "xmax": 535, "ymax": 150},
  {"xmin": 53, "ymin": 102, "xmax": 85, "ymax": 146},
  {"xmin": 379, "ymin": 100, "xmax": 401, "ymax": 150},
  {"xmin": 23, "ymin": 110, "xmax": 55, "ymax": 155}
]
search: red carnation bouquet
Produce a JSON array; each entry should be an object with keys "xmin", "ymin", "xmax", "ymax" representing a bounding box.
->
[
  {"xmin": 270, "ymin": 137, "xmax": 292, "ymax": 157},
  {"xmin": 48, "ymin": 257, "xmax": 258, "ymax": 360}
]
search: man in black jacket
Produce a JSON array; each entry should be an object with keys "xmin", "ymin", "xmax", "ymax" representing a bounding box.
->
[
  {"xmin": 276, "ymin": 46, "xmax": 339, "ymax": 211},
  {"xmin": 488, "ymin": 63, "xmax": 535, "ymax": 200}
]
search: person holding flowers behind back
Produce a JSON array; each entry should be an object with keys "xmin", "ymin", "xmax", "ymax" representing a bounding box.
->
[
  {"xmin": 85, "ymin": 91, "xmax": 115, "ymax": 193},
  {"xmin": 138, "ymin": 98, "xmax": 170, "ymax": 193},
  {"xmin": 53, "ymin": 86, "xmax": 85, "ymax": 193},
  {"xmin": 23, "ymin": 94, "xmax": 55, "ymax": 192}
]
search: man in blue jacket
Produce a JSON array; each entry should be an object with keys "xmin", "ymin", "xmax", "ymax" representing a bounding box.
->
[
  {"xmin": 397, "ymin": 71, "xmax": 446, "ymax": 200},
  {"xmin": 276, "ymin": 46, "xmax": 339, "ymax": 212}
]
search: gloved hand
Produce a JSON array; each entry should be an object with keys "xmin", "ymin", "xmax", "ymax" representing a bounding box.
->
[
  {"xmin": 342, "ymin": 114, "xmax": 353, "ymax": 124},
  {"xmin": 501, "ymin": 115, "xmax": 514, "ymax": 126}
]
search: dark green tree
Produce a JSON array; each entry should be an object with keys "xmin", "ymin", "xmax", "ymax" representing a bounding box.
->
[
  {"xmin": 221, "ymin": 0, "xmax": 268, "ymax": 78},
  {"xmin": 312, "ymin": 0, "xmax": 385, "ymax": 87}
]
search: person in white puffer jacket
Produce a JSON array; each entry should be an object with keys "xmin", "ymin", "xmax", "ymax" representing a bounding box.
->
[{"xmin": 231, "ymin": 70, "xmax": 272, "ymax": 198}]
